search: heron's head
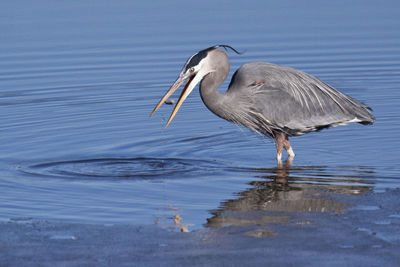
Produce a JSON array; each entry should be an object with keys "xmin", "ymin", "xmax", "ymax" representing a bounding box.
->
[{"xmin": 150, "ymin": 45, "xmax": 240, "ymax": 126}]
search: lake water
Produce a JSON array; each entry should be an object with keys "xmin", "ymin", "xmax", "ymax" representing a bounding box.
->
[{"xmin": 1, "ymin": 0, "xmax": 399, "ymax": 230}]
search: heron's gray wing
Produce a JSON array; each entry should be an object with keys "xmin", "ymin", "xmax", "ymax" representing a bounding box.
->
[{"xmin": 227, "ymin": 62, "xmax": 374, "ymax": 136}]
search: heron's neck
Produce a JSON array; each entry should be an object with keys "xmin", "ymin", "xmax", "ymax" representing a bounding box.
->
[{"xmin": 199, "ymin": 70, "xmax": 231, "ymax": 120}]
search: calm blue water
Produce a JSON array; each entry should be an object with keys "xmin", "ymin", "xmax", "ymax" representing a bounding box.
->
[{"xmin": 1, "ymin": 0, "xmax": 400, "ymax": 229}]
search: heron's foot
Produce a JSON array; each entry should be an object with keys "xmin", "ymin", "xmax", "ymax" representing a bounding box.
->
[
  {"xmin": 285, "ymin": 154, "xmax": 294, "ymax": 167},
  {"xmin": 286, "ymin": 147, "xmax": 295, "ymax": 158},
  {"xmin": 275, "ymin": 132, "xmax": 295, "ymax": 165},
  {"xmin": 277, "ymin": 152, "xmax": 294, "ymax": 168},
  {"xmin": 276, "ymin": 148, "xmax": 295, "ymax": 162},
  {"xmin": 277, "ymin": 152, "xmax": 283, "ymax": 165}
]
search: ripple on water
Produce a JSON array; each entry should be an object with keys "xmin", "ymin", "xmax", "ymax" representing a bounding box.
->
[{"xmin": 20, "ymin": 157, "xmax": 222, "ymax": 179}]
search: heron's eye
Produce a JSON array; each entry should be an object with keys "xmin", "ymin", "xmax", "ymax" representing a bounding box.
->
[{"xmin": 189, "ymin": 67, "xmax": 195, "ymax": 73}]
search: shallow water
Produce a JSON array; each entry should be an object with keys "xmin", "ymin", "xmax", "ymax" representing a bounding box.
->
[{"xmin": 1, "ymin": 0, "xmax": 400, "ymax": 230}]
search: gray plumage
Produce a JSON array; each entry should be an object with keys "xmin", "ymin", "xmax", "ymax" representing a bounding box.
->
[
  {"xmin": 151, "ymin": 45, "xmax": 375, "ymax": 162},
  {"xmin": 223, "ymin": 61, "xmax": 374, "ymax": 137}
]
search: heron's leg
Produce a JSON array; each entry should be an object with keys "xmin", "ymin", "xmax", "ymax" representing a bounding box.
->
[
  {"xmin": 275, "ymin": 133, "xmax": 295, "ymax": 163},
  {"xmin": 274, "ymin": 133, "xmax": 285, "ymax": 163},
  {"xmin": 283, "ymin": 136, "xmax": 295, "ymax": 158}
]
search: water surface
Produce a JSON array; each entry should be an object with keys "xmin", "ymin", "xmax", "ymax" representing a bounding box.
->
[{"xmin": 1, "ymin": 0, "xmax": 400, "ymax": 230}]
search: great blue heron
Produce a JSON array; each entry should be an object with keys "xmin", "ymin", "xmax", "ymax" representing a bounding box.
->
[{"xmin": 151, "ymin": 45, "xmax": 375, "ymax": 162}]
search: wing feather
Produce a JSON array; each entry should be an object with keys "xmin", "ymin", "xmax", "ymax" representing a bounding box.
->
[{"xmin": 226, "ymin": 62, "xmax": 374, "ymax": 136}]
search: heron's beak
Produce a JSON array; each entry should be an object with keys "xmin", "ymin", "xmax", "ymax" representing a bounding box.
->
[
  {"xmin": 151, "ymin": 73, "xmax": 199, "ymax": 127},
  {"xmin": 165, "ymin": 74, "xmax": 197, "ymax": 126},
  {"xmin": 150, "ymin": 76, "xmax": 187, "ymax": 117}
]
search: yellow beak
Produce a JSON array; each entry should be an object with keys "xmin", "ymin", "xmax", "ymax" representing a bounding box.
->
[{"xmin": 150, "ymin": 74, "xmax": 196, "ymax": 127}]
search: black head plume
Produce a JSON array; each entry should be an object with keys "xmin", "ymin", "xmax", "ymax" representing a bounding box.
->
[
  {"xmin": 212, "ymin": 44, "xmax": 243, "ymax": 55},
  {"xmin": 183, "ymin": 45, "xmax": 242, "ymax": 73}
]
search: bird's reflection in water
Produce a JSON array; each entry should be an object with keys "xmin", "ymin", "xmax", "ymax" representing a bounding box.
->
[{"xmin": 206, "ymin": 159, "xmax": 374, "ymax": 229}]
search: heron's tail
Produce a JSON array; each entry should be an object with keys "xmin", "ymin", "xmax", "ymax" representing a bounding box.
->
[{"xmin": 355, "ymin": 104, "xmax": 375, "ymax": 125}]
